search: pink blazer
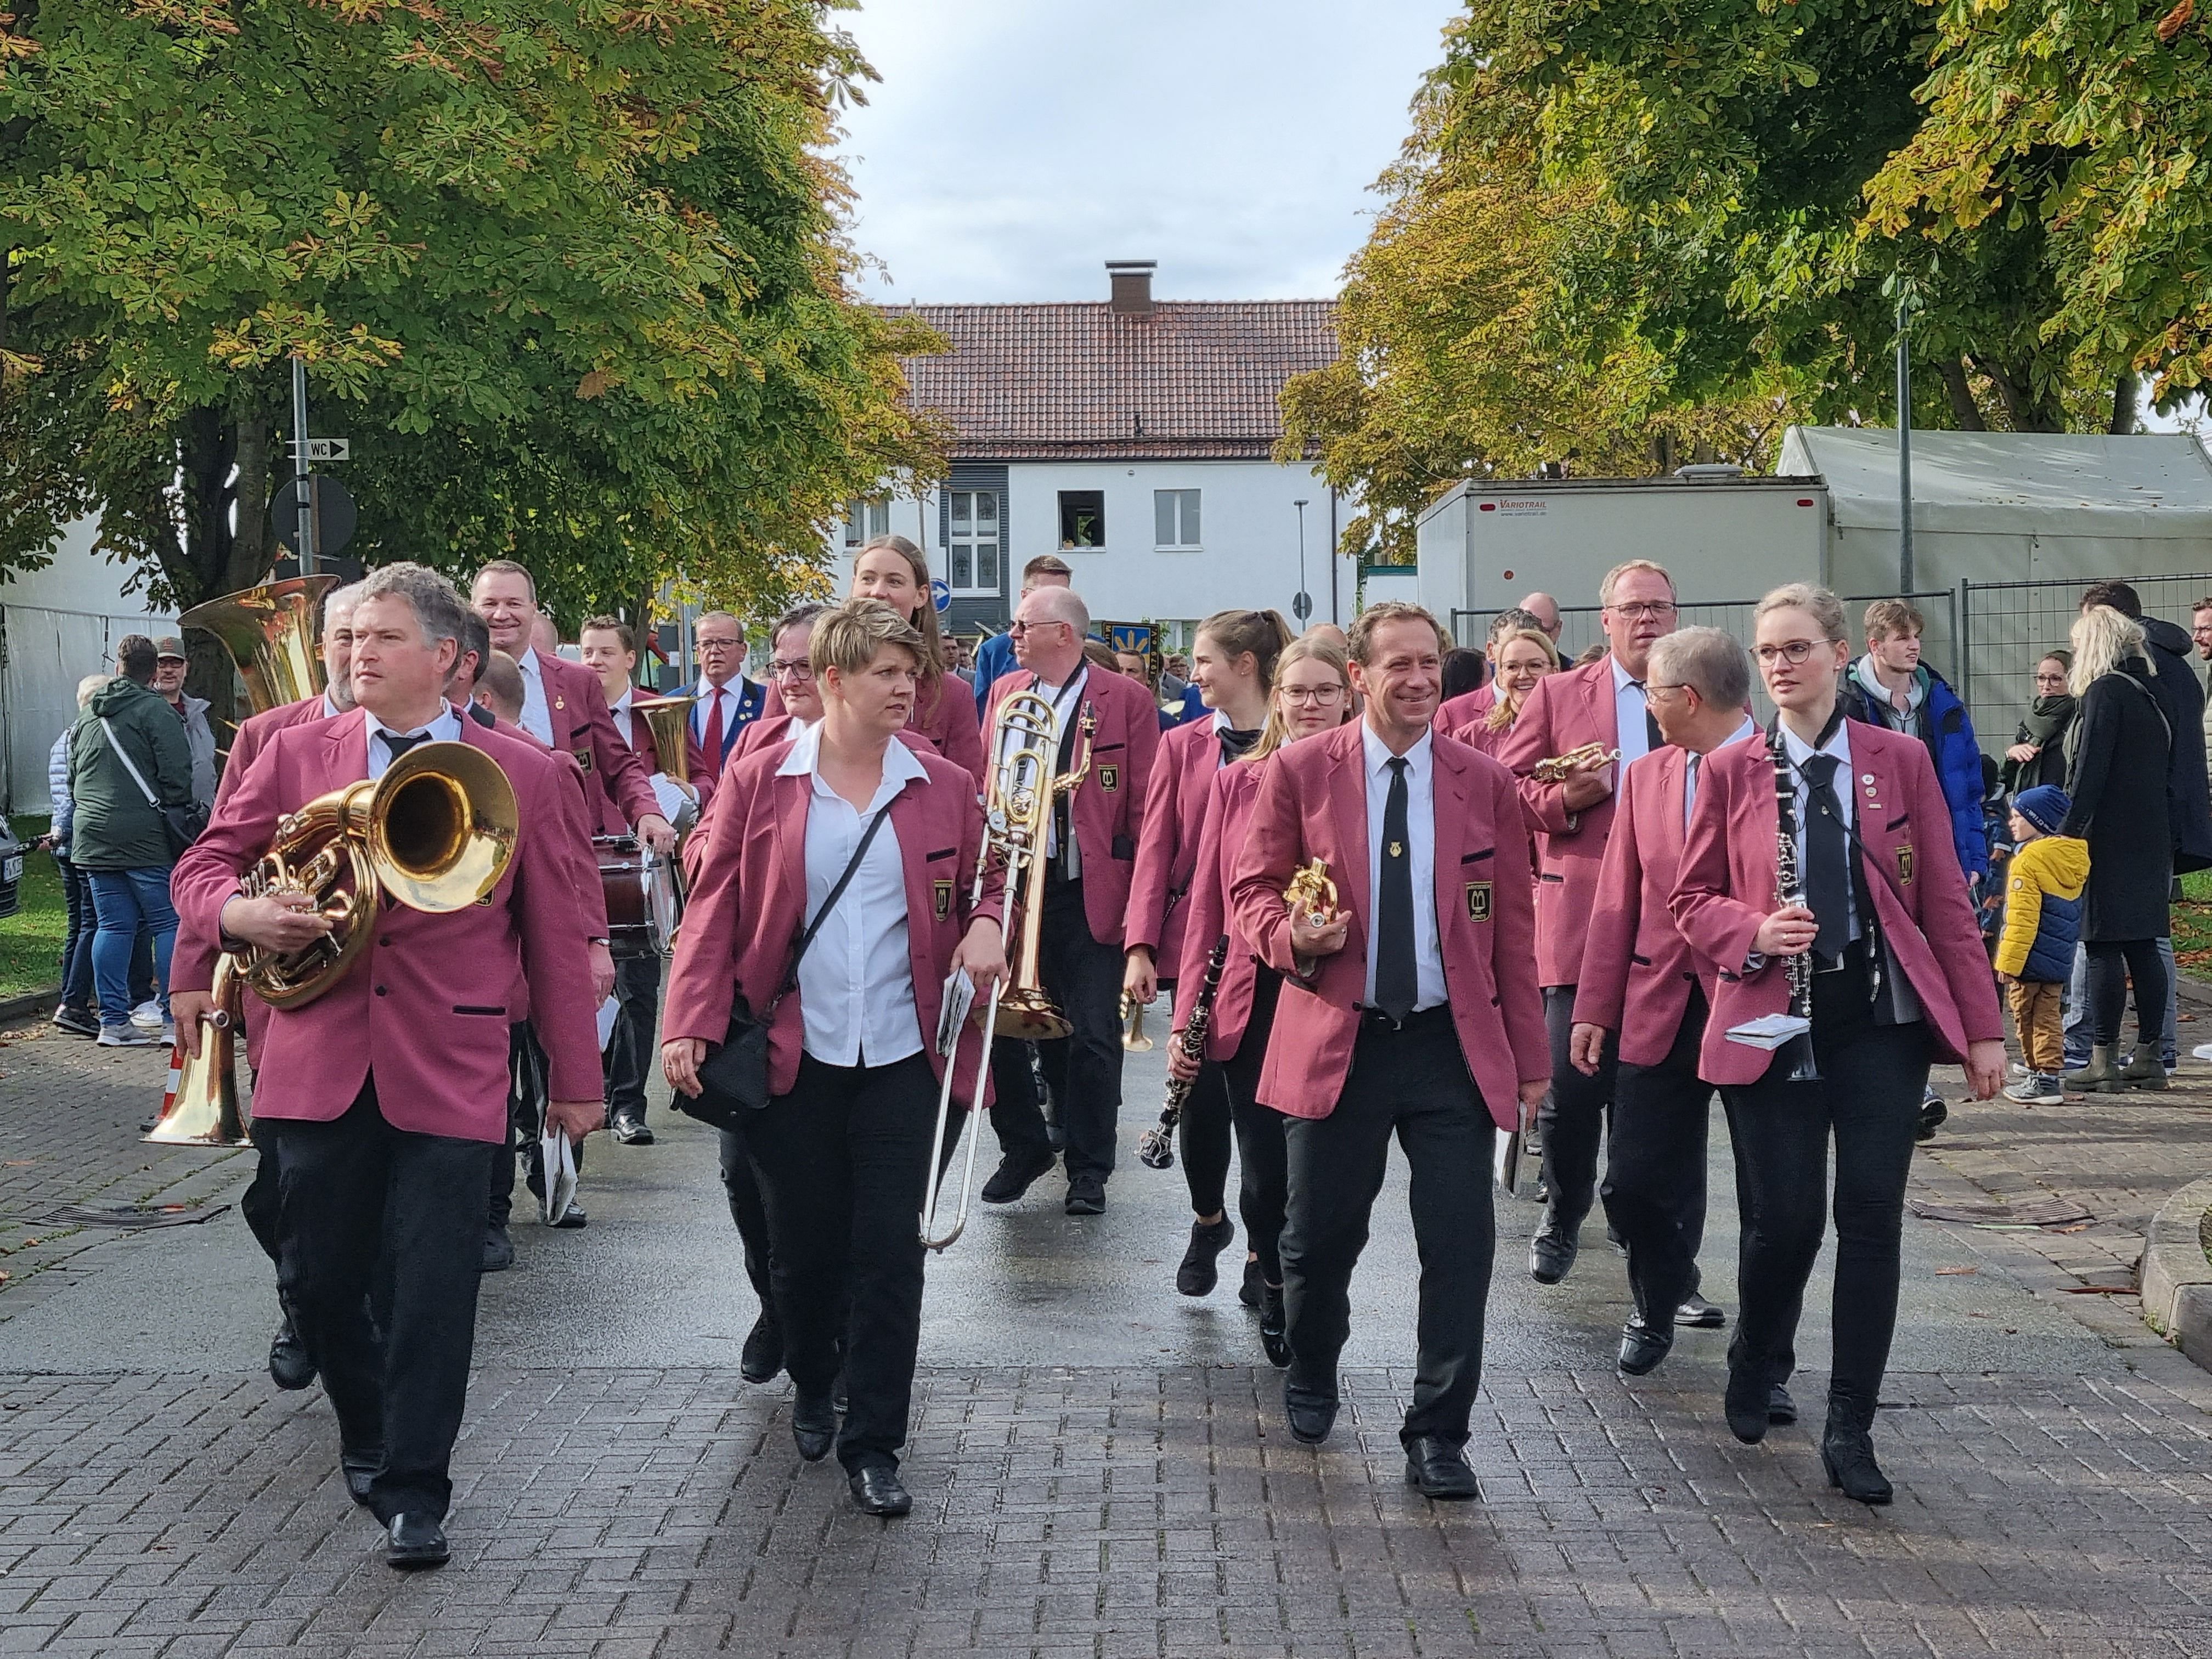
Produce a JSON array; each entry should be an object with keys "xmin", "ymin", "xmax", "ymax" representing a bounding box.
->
[
  {"xmin": 594, "ymin": 695, "xmax": 715, "ymax": 838},
  {"xmin": 1123, "ymin": 717, "xmax": 1223, "ymax": 975},
  {"xmin": 761, "ymin": 672, "xmax": 985, "ymax": 786},
  {"xmin": 532, "ymin": 650, "xmax": 661, "ymax": 833},
  {"xmin": 1496, "ymin": 655, "xmax": 1624, "ymax": 987},
  {"xmin": 1571, "ymin": 744, "xmax": 1712, "ymax": 1067},
  {"xmin": 1170, "ymin": 760, "xmax": 1266, "ymax": 1062},
  {"xmin": 1227, "ymin": 720, "xmax": 1549, "ymax": 1127},
  {"xmin": 986, "ymin": 668, "xmax": 1162, "ymax": 947},
  {"xmin": 1668, "ymin": 721, "xmax": 2005, "ymax": 1086},
  {"xmin": 682, "ymin": 727, "xmax": 927, "ymax": 886},
  {"xmin": 168, "ymin": 710, "xmax": 603, "ymax": 1142},
  {"xmin": 1436, "ymin": 684, "xmax": 1496, "ymax": 742},
  {"xmin": 661, "ymin": 743, "xmax": 1006, "ymax": 1103}
]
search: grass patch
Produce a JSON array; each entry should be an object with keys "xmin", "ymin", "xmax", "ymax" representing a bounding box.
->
[
  {"xmin": 2174, "ymin": 869, "xmax": 2212, "ymax": 973},
  {"xmin": 1, "ymin": 816, "xmax": 64, "ymax": 1001}
]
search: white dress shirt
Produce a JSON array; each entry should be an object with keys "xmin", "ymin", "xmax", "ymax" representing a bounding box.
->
[
  {"xmin": 515, "ymin": 647, "xmax": 556, "ymax": 747},
  {"xmin": 1360, "ymin": 724, "xmax": 1448, "ymax": 1012},
  {"xmin": 690, "ymin": 676, "xmax": 744, "ymax": 752},
  {"xmin": 1684, "ymin": 715, "xmax": 1760, "ymax": 825},
  {"xmin": 320, "ymin": 690, "xmax": 345, "ymax": 720},
  {"xmin": 363, "ymin": 705, "xmax": 463, "ymax": 782},
  {"xmin": 1611, "ymin": 654, "xmax": 1655, "ymax": 767},
  {"xmin": 779, "ymin": 724, "xmax": 929, "ymax": 1068},
  {"xmin": 1778, "ymin": 715, "xmax": 1858, "ymax": 944}
]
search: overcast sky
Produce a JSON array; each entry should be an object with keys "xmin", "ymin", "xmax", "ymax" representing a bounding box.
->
[{"xmin": 832, "ymin": 0, "xmax": 1461, "ymax": 306}]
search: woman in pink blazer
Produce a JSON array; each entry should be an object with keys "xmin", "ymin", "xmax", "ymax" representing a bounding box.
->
[
  {"xmin": 1168, "ymin": 634, "xmax": 1355, "ymax": 1364},
  {"xmin": 662, "ymin": 600, "xmax": 1006, "ymax": 1520},
  {"xmin": 755, "ymin": 537, "xmax": 985, "ymax": 783},
  {"xmin": 1123, "ymin": 608, "xmax": 1292, "ymax": 1300},
  {"xmin": 1671, "ymin": 583, "xmax": 2003, "ymax": 1506},
  {"xmin": 1450, "ymin": 626, "xmax": 1559, "ymax": 757}
]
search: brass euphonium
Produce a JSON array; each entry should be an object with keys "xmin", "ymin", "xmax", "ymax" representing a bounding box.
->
[
  {"xmin": 178, "ymin": 575, "xmax": 335, "ymax": 716},
  {"xmin": 144, "ymin": 743, "xmax": 522, "ymax": 1146},
  {"xmin": 630, "ymin": 694, "xmax": 697, "ymax": 789}
]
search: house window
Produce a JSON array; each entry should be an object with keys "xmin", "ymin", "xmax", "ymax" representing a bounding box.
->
[
  {"xmin": 946, "ymin": 489, "xmax": 1001, "ymax": 596},
  {"xmin": 1154, "ymin": 489, "xmax": 1200, "ymax": 549},
  {"xmin": 843, "ymin": 496, "xmax": 890, "ymax": 547},
  {"xmin": 1058, "ymin": 490, "xmax": 1105, "ymax": 550}
]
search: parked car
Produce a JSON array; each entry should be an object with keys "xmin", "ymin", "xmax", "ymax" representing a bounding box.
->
[{"xmin": 0, "ymin": 819, "xmax": 23, "ymax": 921}]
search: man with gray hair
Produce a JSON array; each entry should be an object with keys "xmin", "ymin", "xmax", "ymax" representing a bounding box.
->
[{"xmin": 1568, "ymin": 627, "xmax": 1762, "ymax": 1384}]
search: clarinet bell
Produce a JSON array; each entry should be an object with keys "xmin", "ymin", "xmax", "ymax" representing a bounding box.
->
[{"xmin": 1136, "ymin": 1124, "xmax": 1176, "ymax": 1170}]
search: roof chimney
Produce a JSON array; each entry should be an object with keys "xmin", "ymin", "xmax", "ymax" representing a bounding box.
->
[{"xmin": 1107, "ymin": 260, "xmax": 1156, "ymax": 316}]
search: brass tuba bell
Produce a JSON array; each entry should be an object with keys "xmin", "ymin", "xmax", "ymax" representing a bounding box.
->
[
  {"xmin": 145, "ymin": 742, "xmax": 521, "ymax": 1146},
  {"xmin": 178, "ymin": 575, "xmax": 335, "ymax": 715}
]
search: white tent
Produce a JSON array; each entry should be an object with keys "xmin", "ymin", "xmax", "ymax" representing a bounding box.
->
[{"xmin": 1776, "ymin": 426, "xmax": 2212, "ymax": 593}]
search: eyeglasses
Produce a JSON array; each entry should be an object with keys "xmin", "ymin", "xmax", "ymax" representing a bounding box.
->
[
  {"xmin": 1008, "ymin": 619, "xmax": 1071, "ymax": 637},
  {"xmin": 2034, "ymin": 671, "xmax": 2067, "ymax": 687},
  {"xmin": 1753, "ymin": 640, "xmax": 1823, "ymax": 666},
  {"xmin": 769, "ymin": 659, "xmax": 814, "ymax": 680},
  {"xmin": 1281, "ymin": 685, "xmax": 1346, "ymax": 704},
  {"xmin": 1606, "ymin": 601, "xmax": 1678, "ymax": 622},
  {"xmin": 696, "ymin": 636, "xmax": 741, "ymax": 652},
  {"xmin": 1643, "ymin": 681, "xmax": 1686, "ymax": 698}
]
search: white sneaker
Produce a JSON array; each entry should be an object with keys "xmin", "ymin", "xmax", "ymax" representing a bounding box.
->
[
  {"xmin": 2008, "ymin": 1060, "xmax": 2029, "ymax": 1078},
  {"xmin": 2004, "ymin": 1075, "xmax": 2062, "ymax": 1105},
  {"xmin": 129, "ymin": 1001, "xmax": 166, "ymax": 1030},
  {"xmin": 98, "ymin": 1025, "xmax": 162, "ymax": 1047}
]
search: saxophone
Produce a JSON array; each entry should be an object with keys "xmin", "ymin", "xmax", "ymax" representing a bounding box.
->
[
  {"xmin": 1769, "ymin": 729, "xmax": 1821, "ymax": 1082},
  {"xmin": 1136, "ymin": 935, "xmax": 1230, "ymax": 1170}
]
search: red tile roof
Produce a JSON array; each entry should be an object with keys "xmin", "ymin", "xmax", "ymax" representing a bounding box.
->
[{"xmin": 891, "ymin": 301, "xmax": 1339, "ymax": 461}]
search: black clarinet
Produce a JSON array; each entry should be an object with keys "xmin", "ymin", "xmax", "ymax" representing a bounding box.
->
[
  {"xmin": 1770, "ymin": 728, "xmax": 1822, "ymax": 1083},
  {"xmin": 1137, "ymin": 935, "xmax": 1229, "ymax": 1169}
]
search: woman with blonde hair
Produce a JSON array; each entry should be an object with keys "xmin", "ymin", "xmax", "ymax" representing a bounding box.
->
[
  {"xmin": 1165, "ymin": 635, "xmax": 1353, "ymax": 1364},
  {"xmin": 1468, "ymin": 627, "xmax": 1562, "ymax": 753},
  {"xmin": 2058, "ymin": 606, "xmax": 2171, "ymax": 1090}
]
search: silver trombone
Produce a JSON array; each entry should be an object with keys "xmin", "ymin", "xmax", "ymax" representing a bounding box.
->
[{"xmin": 918, "ymin": 690, "xmax": 1065, "ymax": 1250}]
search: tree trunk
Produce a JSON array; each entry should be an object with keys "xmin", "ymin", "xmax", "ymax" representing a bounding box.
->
[
  {"xmin": 173, "ymin": 404, "xmax": 279, "ymax": 728},
  {"xmin": 2110, "ymin": 372, "xmax": 2139, "ymax": 436},
  {"xmin": 1938, "ymin": 359, "xmax": 1987, "ymax": 430}
]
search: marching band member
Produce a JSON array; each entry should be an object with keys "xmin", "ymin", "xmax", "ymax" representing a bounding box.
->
[
  {"xmin": 469, "ymin": 560, "xmax": 678, "ymax": 858},
  {"xmin": 684, "ymin": 610, "xmax": 766, "ymax": 783},
  {"xmin": 1436, "ymin": 606, "xmax": 1537, "ymax": 739},
  {"xmin": 1124, "ymin": 608, "xmax": 1291, "ymax": 1294},
  {"xmin": 1568, "ymin": 628, "xmax": 1757, "ymax": 1380},
  {"xmin": 1671, "ymin": 583, "xmax": 2002, "ymax": 1503},
  {"xmin": 757, "ymin": 536, "xmax": 986, "ymax": 781},
  {"xmin": 1230, "ymin": 601, "xmax": 1548, "ymax": 1496},
  {"xmin": 978, "ymin": 584, "xmax": 1161, "ymax": 1215},
  {"xmin": 726, "ymin": 603, "xmax": 837, "ymax": 770},
  {"xmin": 170, "ymin": 564, "xmax": 602, "ymax": 1568},
  {"xmin": 662, "ymin": 600, "xmax": 1006, "ymax": 1517},
  {"xmin": 1499, "ymin": 560, "xmax": 1681, "ymax": 1288},
  {"xmin": 1170, "ymin": 635, "xmax": 1355, "ymax": 1363},
  {"xmin": 1452, "ymin": 627, "xmax": 1560, "ymax": 757}
]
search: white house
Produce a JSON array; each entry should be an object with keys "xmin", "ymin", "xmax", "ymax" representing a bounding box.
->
[{"xmin": 827, "ymin": 262, "xmax": 1352, "ymax": 649}]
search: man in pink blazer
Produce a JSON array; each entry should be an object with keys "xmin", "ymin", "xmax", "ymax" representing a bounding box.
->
[
  {"xmin": 1497, "ymin": 558, "xmax": 1679, "ymax": 1286},
  {"xmin": 1568, "ymin": 629, "xmax": 1759, "ymax": 1381},
  {"xmin": 1229, "ymin": 602, "xmax": 1547, "ymax": 1496},
  {"xmin": 168, "ymin": 564, "xmax": 601, "ymax": 1570},
  {"xmin": 977, "ymin": 585, "xmax": 1161, "ymax": 1215}
]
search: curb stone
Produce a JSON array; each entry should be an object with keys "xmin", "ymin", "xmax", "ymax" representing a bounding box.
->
[{"xmin": 2141, "ymin": 1173, "xmax": 2212, "ymax": 1369}]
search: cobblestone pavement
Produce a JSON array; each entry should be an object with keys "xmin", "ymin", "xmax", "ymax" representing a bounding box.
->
[{"xmin": 2, "ymin": 1008, "xmax": 2211, "ymax": 1656}]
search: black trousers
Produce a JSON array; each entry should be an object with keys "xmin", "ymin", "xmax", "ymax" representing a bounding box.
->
[
  {"xmin": 1600, "ymin": 988, "xmax": 1716, "ymax": 1324},
  {"xmin": 242, "ymin": 1116, "xmax": 281, "ymax": 1266},
  {"xmin": 602, "ymin": 953, "xmax": 662, "ymax": 1123},
  {"xmin": 1178, "ymin": 1061, "xmax": 1235, "ymax": 1218},
  {"xmin": 2086, "ymin": 938, "xmax": 2166, "ymax": 1051},
  {"xmin": 262, "ymin": 1081, "xmax": 494, "ymax": 1522},
  {"xmin": 1720, "ymin": 957, "xmax": 1932, "ymax": 1423},
  {"xmin": 1540, "ymin": 984, "xmax": 1615, "ymax": 1231},
  {"xmin": 1280, "ymin": 1008, "xmax": 1496, "ymax": 1446},
  {"xmin": 715, "ymin": 1121, "xmax": 776, "ymax": 1313},
  {"xmin": 746, "ymin": 1051, "xmax": 939, "ymax": 1474},
  {"xmin": 1221, "ymin": 972, "xmax": 1288, "ymax": 1283},
  {"xmin": 988, "ymin": 874, "xmax": 1125, "ymax": 1182}
]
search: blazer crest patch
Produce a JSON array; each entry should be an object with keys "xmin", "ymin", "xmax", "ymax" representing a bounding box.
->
[
  {"xmin": 573, "ymin": 747, "xmax": 594, "ymax": 774},
  {"xmin": 933, "ymin": 879, "xmax": 954, "ymax": 921},
  {"xmin": 1465, "ymin": 881, "xmax": 1493, "ymax": 923},
  {"xmin": 1895, "ymin": 842, "xmax": 1914, "ymax": 886},
  {"xmin": 1099, "ymin": 763, "xmax": 1119, "ymax": 792}
]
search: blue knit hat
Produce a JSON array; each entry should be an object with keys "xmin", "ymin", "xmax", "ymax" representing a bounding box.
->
[{"xmin": 2013, "ymin": 785, "xmax": 2069, "ymax": 837}]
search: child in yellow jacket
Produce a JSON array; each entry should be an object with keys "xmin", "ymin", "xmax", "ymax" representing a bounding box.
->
[{"xmin": 1995, "ymin": 785, "xmax": 2089, "ymax": 1104}]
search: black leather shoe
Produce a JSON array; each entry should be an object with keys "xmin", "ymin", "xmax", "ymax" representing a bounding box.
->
[
  {"xmin": 1064, "ymin": 1173, "xmax": 1105, "ymax": 1215},
  {"xmin": 1676, "ymin": 1294, "xmax": 1726, "ymax": 1329},
  {"xmin": 739, "ymin": 1312, "xmax": 783, "ymax": 1385},
  {"xmin": 1915, "ymin": 1091, "xmax": 1948, "ymax": 1143},
  {"xmin": 1258, "ymin": 1284, "xmax": 1291, "ymax": 1369},
  {"xmin": 849, "ymin": 1464, "xmax": 912, "ymax": 1516},
  {"xmin": 610, "ymin": 1113, "xmax": 654, "ymax": 1146},
  {"xmin": 480, "ymin": 1226, "xmax": 515, "ymax": 1273},
  {"xmin": 1724, "ymin": 1368, "xmax": 1770, "ymax": 1444},
  {"xmin": 980, "ymin": 1148, "xmax": 1055, "ymax": 1204},
  {"xmin": 1403, "ymin": 1436, "xmax": 1482, "ymax": 1500},
  {"xmin": 1821, "ymin": 1423, "xmax": 1894, "ymax": 1505},
  {"xmin": 792, "ymin": 1391, "xmax": 837, "ymax": 1462},
  {"xmin": 1767, "ymin": 1384, "xmax": 1798, "ymax": 1425},
  {"xmin": 1283, "ymin": 1378, "xmax": 1338, "ymax": 1446},
  {"xmin": 552, "ymin": 1199, "xmax": 588, "ymax": 1229},
  {"xmin": 385, "ymin": 1512, "xmax": 449, "ymax": 1570},
  {"xmin": 1616, "ymin": 1312, "xmax": 1674, "ymax": 1377},
  {"xmin": 1239, "ymin": 1257, "xmax": 1265, "ymax": 1308},
  {"xmin": 1175, "ymin": 1216, "xmax": 1235, "ymax": 1295},
  {"xmin": 341, "ymin": 1447, "xmax": 383, "ymax": 1509},
  {"xmin": 268, "ymin": 1317, "xmax": 315, "ymax": 1391},
  {"xmin": 1528, "ymin": 1219, "xmax": 1580, "ymax": 1285}
]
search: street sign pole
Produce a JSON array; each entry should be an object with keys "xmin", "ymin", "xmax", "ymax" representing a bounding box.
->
[{"xmin": 291, "ymin": 356, "xmax": 317, "ymax": 577}]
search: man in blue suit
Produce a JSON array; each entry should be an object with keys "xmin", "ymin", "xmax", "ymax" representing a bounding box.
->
[{"xmin": 688, "ymin": 610, "xmax": 765, "ymax": 783}]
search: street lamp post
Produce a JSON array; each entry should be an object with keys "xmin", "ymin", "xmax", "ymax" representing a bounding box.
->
[{"xmin": 1294, "ymin": 498, "xmax": 1310, "ymax": 624}]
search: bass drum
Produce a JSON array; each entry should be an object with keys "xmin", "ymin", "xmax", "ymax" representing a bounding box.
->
[{"xmin": 596, "ymin": 835, "xmax": 683, "ymax": 960}]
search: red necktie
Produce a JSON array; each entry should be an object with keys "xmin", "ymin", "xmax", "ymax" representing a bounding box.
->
[{"xmin": 701, "ymin": 690, "xmax": 724, "ymax": 780}]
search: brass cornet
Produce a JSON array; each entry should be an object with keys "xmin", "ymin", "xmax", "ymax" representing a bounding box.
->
[
  {"xmin": 1120, "ymin": 993, "xmax": 1154, "ymax": 1052},
  {"xmin": 1532, "ymin": 741, "xmax": 1622, "ymax": 782},
  {"xmin": 1285, "ymin": 858, "xmax": 1338, "ymax": 928}
]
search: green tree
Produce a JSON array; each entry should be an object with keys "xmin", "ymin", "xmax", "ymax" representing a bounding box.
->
[{"xmin": 0, "ymin": 0, "xmax": 941, "ymax": 700}]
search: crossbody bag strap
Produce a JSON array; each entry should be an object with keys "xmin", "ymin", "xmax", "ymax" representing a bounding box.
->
[
  {"xmin": 763, "ymin": 799, "xmax": 895, "ymax": 1018},
  {"xmin": 99, "ymin": 718, "xmax": 162, "ymax": 807}
]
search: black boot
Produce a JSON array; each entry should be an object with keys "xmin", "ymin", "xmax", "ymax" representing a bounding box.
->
[
  {"xmin": 268, "ymin": 1314, "xmax": 316, "ymax": 1391},
  {"xmin": 1257, "ymin": 1283, "xmax": 1290, "ymax": 1369},
  {"xmin": 1821, "ymin": 1399, "xmax": 1893, "ymax": 1505},
  {"xmin": 1175, "ymin": 1215, "xmax": 1235, "ymax": 1296}
]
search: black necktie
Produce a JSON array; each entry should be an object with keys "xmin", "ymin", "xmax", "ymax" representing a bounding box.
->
[
  {"xmin": 1801, "ymin": 752, "xmax": 1850, "ymax": 966},
  {"xmin": 1632, "ymin": 682, "xmax": 1662, "ymax": 752},
  {"xmin": 380, "ymin": 729, "xmax": 431, "ymax": 763},
  {"xmin": 1375, "ymin": 757, "xmax": 1418, "ymax": 1021}
]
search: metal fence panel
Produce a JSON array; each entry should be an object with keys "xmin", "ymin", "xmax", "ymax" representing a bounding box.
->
[{"xmin": 2, "ymin": 604, "xmax": 179, "ymax": 816}]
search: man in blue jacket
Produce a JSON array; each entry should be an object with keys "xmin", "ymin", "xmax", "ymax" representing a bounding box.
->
[{"xmin": 1839, "ymin": 599, "xmax": 1989, "ymax": 885}]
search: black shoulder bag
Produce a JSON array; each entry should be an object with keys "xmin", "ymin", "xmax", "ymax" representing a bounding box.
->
[{"xmin": 679, "ymin": 802, "xmax": 894, "ymax": 1131}]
